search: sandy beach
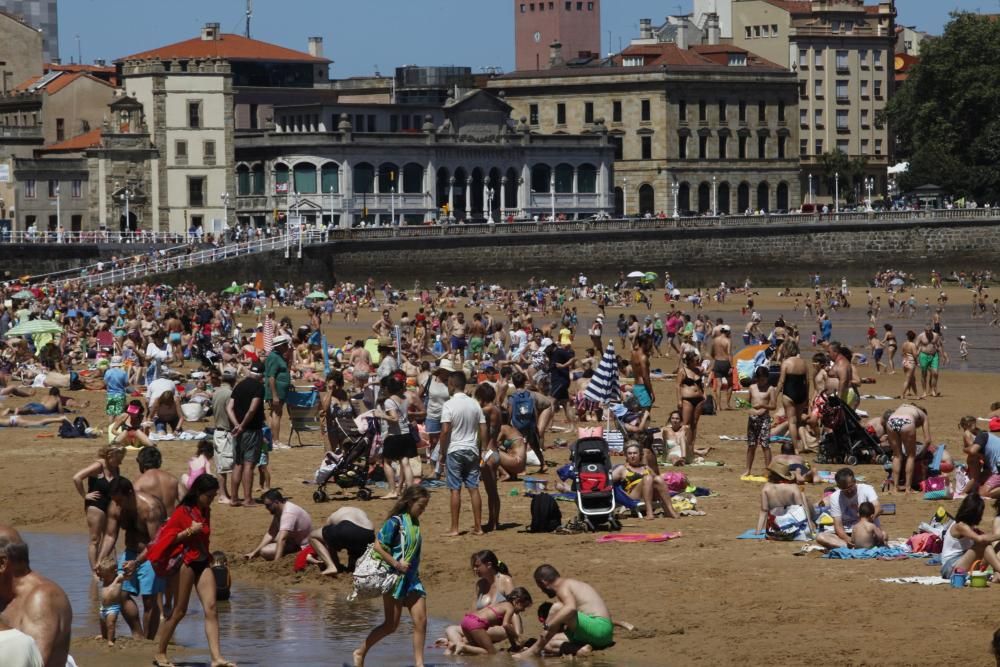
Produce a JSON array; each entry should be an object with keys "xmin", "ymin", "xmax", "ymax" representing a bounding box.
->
[{"xmin": 3, "ymin": 283, "xmax": 998, "ymax": 666}]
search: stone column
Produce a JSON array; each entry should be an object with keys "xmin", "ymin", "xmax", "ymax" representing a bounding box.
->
[
  {"xmin": 465, "ymin": 177, "xmax": 472, "ymax": 220},
  {"xmin": 482, "ymin": 178, "xmax": 489, "ymax": 220},
  {"xmin": 341, "ymin": 160, "xmax": 353, "ymax": 228},
  {"xmin": 448, "ymin": 176, "xmax": 455, "ymax": 218},
  {"xmin": 500, "ymin": 176, "xmax": 507, "ymax": 219}
]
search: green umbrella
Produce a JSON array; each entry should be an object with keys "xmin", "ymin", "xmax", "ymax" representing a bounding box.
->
[
  {"xmin": 643, "ymin": 272, "xmax": 658, "ymax": 281},
  {"xmin": 222, "ymin": 283, "xmax": 241, "ymax": 295},
  {"xmin": 11, "ymin": 290, "xmax": 34, "ymax": 300},
  {"xmin": 306, "ymin": 291, "xmax": 328, "ymax": 300},
  {"xmin": 5, "ymin": 319, "xmax": 63, "ymax": 337}
]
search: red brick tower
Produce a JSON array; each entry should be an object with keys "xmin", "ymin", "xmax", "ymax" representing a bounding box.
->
[{"xmin": 514, "ymin": 0, "xmax": 601, "ymax": 71}]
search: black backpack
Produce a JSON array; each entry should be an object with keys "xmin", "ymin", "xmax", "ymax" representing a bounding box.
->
[
  {"xmin": 528, "ymin": 493, "xmax": 562, "ymax": 533},
  {"xmin": 58, "ymin": 416, "xmax": 92, "ymax": 439}
]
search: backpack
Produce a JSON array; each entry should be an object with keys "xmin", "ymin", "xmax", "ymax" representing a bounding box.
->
[
  {"xmin": 701, "ymin": 394, "xmax": 716, "ymax": 416},
  {"xmin": 510, "ymin": 390, "xmax": 537, "ymax": 432},
  {"xmin": 58, "ymin": 416, "xmax": 92, "ymax": 439},
  {"xmin": 528, "ymin": 493, "xmax": 562, "ymax": 533}
]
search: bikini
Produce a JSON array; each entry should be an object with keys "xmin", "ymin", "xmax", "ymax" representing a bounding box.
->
[
  {"xmin": 680, "ymin": 373, "xmax": 705, "ymax": 406},
  {"xmin": 622, "ymin": 467, "xmax": 648, "ymax": 493},
  {"xmin": 461, "ymin": 604, "xmax": 504, "ymax": 633}
]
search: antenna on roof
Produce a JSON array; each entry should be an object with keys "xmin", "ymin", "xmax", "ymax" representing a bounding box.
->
[{"xmin": 245, "ymin": 0, "xmax": 253, "ymax": 38}]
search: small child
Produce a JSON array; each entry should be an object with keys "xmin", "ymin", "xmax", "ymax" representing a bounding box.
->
[
  {"xmin": 211, "ymin": 551, "xmax": 231, "ymax": 602},
  {"xmin": 97, "ymin": 557, "xmax": 125, "ymax": 646},
  {"xmin": 959, "ymin": 336, "xmax": 969, "ymax": 361},
  {"xmin": 810, "ymin": 331, "xmax": 817, "ymax": 347},
  {"xmin": 448, "ymin": 587, "xmax": 533, "ymax": 655},
  {"xmin": 743, "ymin": 366, "xmax": 776, "ymax": 477},
  {"xmin": 851, "ymin": 501, "xmax": 886, "ymax": 548}
]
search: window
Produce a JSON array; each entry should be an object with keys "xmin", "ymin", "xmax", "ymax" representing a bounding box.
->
[
  {"xmin": 778, "ymin": 135, "xmax": 786, "ymax": 159},
  {"xmin": 678, "ymin": 134, "xmax": 687, "ymax": 159},
  {"xmin": 738, "ymin": 100, "xmax": 747, "ymax": 122},
  {"xmin": 758, "ymin": 101, "xmax": 766, "ymax": 122},
  {"xmin": 814, "ymin": 109, "xmax": 823, "ymax": 127},
  {"xmin": 844, "ymin": 20, "xmax": 853, "ymax": 33},
  {"xmin": 799, "ymin": 80, "xmax": 807, "ymax": 98},
  {"xmin": 798, "ymin": 49, "xmax": 808, "ymax": 69},
  {"xmin": 814, "ymin": 79, "xmax": 823, "ymax": 98},
  {"xmin": 836, "ymin": 109, "xmax": 849, "ymax": 130},
  {"xmin": 753, "ymin": 25, "xmax": 761, "ymax": 38},
  {"xmin": 612, "ymin": 101, "xmax": 622, "ymax": 123},
  {"xmin": 566, "ymin": 1, "xmax": 571, "ymax": 8},
  {"xmin": 873, "ymin": 50, "xmax": 883, "ymax": 68},
  {"xmin": 56, "ymin": 118, "xmax": 64, "ymax": 141},
  {"xmin": 584, "ymin": 102, "xmax": 594, "ymax": 124},
  {"xmin": 699, "ymin": 100, "xmax": 707, "ymax": 122},
  {"xmin": 860, "ymin": 79, "xmax": 869, "ymax": 98},
  {"xmin": 836, "ymin": 50, "xmax": 849, "ymax": 72},
  {"xmin": 529, "ymin": 104, "xmax": 539, "ymax": 125},
  {"xmin": 24, "ymin": 179, "xmax": 35, "ymax": 198},
  {"xmin": 556, "ymin": 103, "xmax": 566, "ymax": 125},
  {"xmin": 390, "ymin": 115, "xmax": 399, "ymax": 132},
  {"xmin": 815, "ymin": 138, "xmax": 823, "ymax": 155},
  {"xmin": 874, "ymin": 80, "xmax": 883, "ymax": 99},
  {"xmin": 175, "ymin": 140, "xmax": 188, "ymax": 164},
  {"xmin": 800, "ymin": 108, "xmax": 808, "ymax": 128},
  {"xmin": 859, "ymin": 49, "xmax": 869, "ymax": 68},
  {"xmin": 71, "ymin": 180, "xmax": 81, "ymax": 198},
  {"xmin": 520, "ymin": 3, "xmax": 526, "ymax": 12},
  {"xmin": 761, "ymin": 24, "xmax": 769, "ymax": 37},
  {"xmin": 836, "ymin": 80, "xmax": 849, "ymax": 101},
  {"xmin": 367, "ymin": 115, "xmax": 376, "ymax": 132},
  {"xmin": 188, "ymin": 177, "xmax": 205, "ymax": 207},
  {"xmin": 204, "ymin": 140, "xmax": 216, "ymax": 165},
  {"xmin": 778, "ymin": 100, "xmax": 786, "ymax": 122},
  {"xmin": 861, "ymin": 139, "xmax": 870, "ymax": 154},
  {"xmin": 814, "ymin": 49, "xmax": 823, "ymax": 68},
  {"xmin": 588, "ymin": 1, "xmax": 593, "ymax": 9},
  {"xmin": 758, "ymin": 135, "xmax": 767, "ymax": 159},
  {"xmin": 188, "ymin": 101, "xmax": 202, "ymax": 128},
  {"xmin": 719, "ymin": 101, "xmax": 727, "ymax": 122},
  {"xmin": 719, "ymin": 135, "xmax": 728, "ymax": 159},
  {"xmin": 249, "ymin": 103, "xmax": 259, "ymax": 130},
  {"xmin": 832, "ymin": 20, "xmax": 841, "ymax": 33},
  {"xmin": 610, "ymin": 135, "xmax": 623, "ymax": 160},
  {"xmin": 836, "ymin": 139, "xmax": 849, "ymax": 153},
  {"xmin": 678, "ymin": 100, "xmax": 687, "ymax": 122},
  {"xmin": 641, "ymin": 99, "xmax": 650, "ymax": 122},
  {"xmin": 771, "ymin": 24, "xmax": 778, "ymax": 36},
  {"xmin": 728, "ymin": 53, "xmax": 747, "ymax": 66},
  {"xmin": 861, "ymin": 109, "xmax": 870, "ymax": 128},
  {"xmin": 699, "ymin": 134, "xmax": 708, "ymax": 159},
  {"xmin": 48, "ymin": 180, "xmax": 58, "ymax": 198},
  {"xmin": 641, "ymin": 136, "xmax": 652, "ymax": 160},
  {"xmin": 237, "ymin": 166, "xmax": 251, "ymax": 195},
  {"xmin": 294, "ymin": 163, "xmax": 317, "ymax": 193},
  {"xmin": 800, "ymin": 138, "xmax": 808, "ymax": 156},
  {"xmin": 875, "ymin": 139, "xmax": 883, "ymax": 155},
  {"xmin": 745, "ymin": 26, "xmax": 752, "ymax": 39},
  {"xmin": 739, "ymin": 135, "xmax": 748, "ymax": 159}
]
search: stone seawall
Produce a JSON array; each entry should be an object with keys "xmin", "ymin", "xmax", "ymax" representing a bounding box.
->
[{"xmin": 0, "ymin": 243, "xmax": 169, "ymax": 281}]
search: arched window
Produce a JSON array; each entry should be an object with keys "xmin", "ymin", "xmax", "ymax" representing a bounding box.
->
[
  {"xmin": 402, "ymin": 163, "xmax": 423, "ymax": 194},
  {"xmin": 554, "ymin": 163, "xmax": 574, "ymax": 193},
  {"xmin": 614, "ymin": 187, "xmax": 624, "ymax": 217},
  {"xmin": 638, "ymin": 184, "xmax": 655, "ymax": 215},
  {"xmin": 353, "ymin": 163, "xmax": 374, "ymax": 194},
  {"xmin": 718, "ymin": 182, "xmax": 731, "ymax": 215},
  {"xmin": 236, "ymin": 165, "xmax": 250, "ymax": 196},
  {"xmin": 251, "ymin": 164, "xmax": 265, "ymax": 195},
  {"xmin": 737, "ymin": 182, "xmax": 750, "ymax": 213},
  {"xmin": 698, "ymin": 182, "xmax": 711, "ymax": 214},
  {"xmin": 293, "ymin": 163, "xmax": 316, "ymax": 194},
  {"xmin": 320, "ymin": 163, "xmax": 339, "ymax": 194},
  {"xmin": 531, "ymin": 164, "xmax": 551, "ymax": 193},
  {"xmin": 379, "ymin": 162, "xmax": 400, "ymax": 193},
  {"xmin": 274, "ymin": 163, "xmax": 289, "ymax": 188},
  {"xmin": 757, "ymin": 182, "xmax": 770, "ymax": 212},
  {"xmin": 678, "ymin": 183, "xmax": 690, "ymax": 214},
  {"xmin": 777, "ymin": 182, "xmax": 789, "ymax": 211},
  {"xmin": 577, "ymin": 164, "xmax": 597, "ymax": 194}
]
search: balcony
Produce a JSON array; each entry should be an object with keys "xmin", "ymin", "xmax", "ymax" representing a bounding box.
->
[{"xmin": 0, "ymin": 126, "xmax": 43, "ymax": 140}]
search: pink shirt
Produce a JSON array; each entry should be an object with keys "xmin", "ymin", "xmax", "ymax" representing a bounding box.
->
[{"xmin": 277, "ymin": 501, "xmax": 314, "ymax": 546}]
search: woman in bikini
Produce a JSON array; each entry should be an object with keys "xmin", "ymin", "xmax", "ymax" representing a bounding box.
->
[
  {"xmin": 676, "ymin": 349, "xmax": 706, "ymax": 456},
  {"xmin": 72, "ymin": 444, "xmax": 125, "ymax": 572},
  {"xmin": 475, "ymin": 383, "xmax": 503, "ymax": 533},
  {"xmin": 881, "ymin": 323, "xmax": 898, "ymax": 374},
  {"xmin": 110, "ymin": 400, "xmax": 154, "ymax": 449},
  {"xmin": 900, "ymin": 330, "xmax": 919, "ymax": 399},
  {"xmin": 439, "ymin": 550, "xmax": 520, "ymax": 653},
  {"xmin": 661, "ymin": 410, "xmax": 690, "ymax": 465},
  {"xmin": 612, "ymin": 442, "xmax": 680, "ymax": 519},
  {"xmin": 885, "ymin": 403, "xmax": 931, "ymax": 494},
  {"xmin": 450, "ymin": 587, "xmax": 533, "ymax": 655},
  {"xmin": 775, "ymin": 340, "xmax": 810, "ymax": 454}
]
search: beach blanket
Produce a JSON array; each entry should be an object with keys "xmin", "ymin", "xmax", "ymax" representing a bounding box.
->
[
  {"xmin": 880, "ymin": 576, "xmax": 949, "ymax": 586},
  {"xmin": 740, "ymin": 475, "xmax": 768, "ymax": 483},
  {"xmin": 682, "ymin": 461, "xmax": 724, "ymax": 467},
  {"xmin": 861, "ymin": 395, "xmax": 895, "ymax": 400},
  {"xmin": 737, "ymin": 530, "xmax": 766, "ymax": 540},
  {"xmin": 597, "ymin": 532, "xmax": 681, "ymax": 544},
  {"xmin": 823, "ymin": 547, "xmax": 913, "ymax": 560}
]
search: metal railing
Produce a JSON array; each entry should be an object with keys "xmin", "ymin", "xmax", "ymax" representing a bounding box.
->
[{"xmin": 1, "ymin": 230, "xmax": 188, "ymax": 244}]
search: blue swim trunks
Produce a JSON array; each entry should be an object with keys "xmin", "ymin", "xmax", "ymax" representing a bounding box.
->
[
  {"xmin": 118, "ymin": 550, "xmax": 165, "ymax": 597},
  {"xmin": 632, "ymin": 384, "xmax": 653, "ymax": 409}
]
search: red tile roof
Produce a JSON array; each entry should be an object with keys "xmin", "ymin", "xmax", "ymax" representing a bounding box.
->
[
  {"xmin": 117, "ymin": 33, "xmax": 330, "ymax": 64},
  {"xmin": 12, "ymin": 71, "xmax": 113, "ymax": 95},
  {"xmin": 618, "ymin": 42, "xmax": 785, "ymax": 70},
  {"xmin": 46, "ymin": 63, "xmax": 116, "ymax": 75},
  {"xmin": 760, "ymin": 0, "xmax": 813, "ymax": 15},
  {"xmin": 39, "ymin": 128, "xmax": 103, "ymax": 153}
]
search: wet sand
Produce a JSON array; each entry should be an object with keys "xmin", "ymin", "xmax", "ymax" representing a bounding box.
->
[{"xmin": 3, "ymin": 284, "xmax": 1000, "ymax": 666}]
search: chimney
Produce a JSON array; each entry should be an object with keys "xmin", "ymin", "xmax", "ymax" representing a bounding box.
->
[
  {"xmin": 706, "ymin": 13, "xmax": 721, "ymax": 45},
  {"xmin": 549, "ymin": 41, "xmax": 564, "ymax": 67},
  {"xmin": 201, "ymin": 22, "xmax": 221, "ymax": 41},
  {"xmin": 639, "ymin": 18, "xmax": 653, "ymax": 40},
  {"xmin": 676, "ymin": 24, "xmax": 688, "ymax": 50},
  {"xmin": 308, "ymin": 37, "xmax": 323, "ymax": 58}
]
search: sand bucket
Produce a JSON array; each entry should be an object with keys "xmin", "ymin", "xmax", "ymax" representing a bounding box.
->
[{"xmin": 970, "ymin": 560, "xmax": 990, "ymax": 589}]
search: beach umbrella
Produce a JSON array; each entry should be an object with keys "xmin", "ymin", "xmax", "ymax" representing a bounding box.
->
[
  {"xmin": 221, "ymin": 283, "xmax": 241, "ymax": 295},
  {"xmin": 306, "ymin": 291, "xmax": 327, "ymax": 300},
  {"xmin": 643, "ymin": 271, "xmax": 658, "ymax": 281},
  {"xmin": 5, "ymin": 319, "xmax": 63, "ymax": 337},
  {"xmin": 626, "ymin": 271, "xmax": 645, "ymax": 279},
  {"xmin": 11, "ymin": 290, "xmax": 34, "ymax": 300},
  {"xmin": 889, "ymin": 278, "xmax": 905, "ymax": 286},
  {"xmin": 583, "ymin": 341, "xmax": 620, "ymax": 405}
]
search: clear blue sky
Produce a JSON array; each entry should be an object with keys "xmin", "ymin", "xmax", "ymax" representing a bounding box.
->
[{"xmin": 61, "ymin": 0, "xmax": 987, "ymax": 76}]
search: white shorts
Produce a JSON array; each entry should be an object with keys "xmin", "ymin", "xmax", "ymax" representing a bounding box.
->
[{"xmin": 213, "ymin": 429, "xmax": 235, "ymax": 474}]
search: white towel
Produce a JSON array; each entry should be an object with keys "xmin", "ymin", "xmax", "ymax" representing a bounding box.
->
[{"xmin": 880, "ymin": 576, "xmax": 948, "ymax": 586}]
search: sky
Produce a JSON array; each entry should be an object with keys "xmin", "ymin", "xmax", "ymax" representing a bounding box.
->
[{"xmin": 59, "ymin": 0, "xmax": 990, "ymax": 76}]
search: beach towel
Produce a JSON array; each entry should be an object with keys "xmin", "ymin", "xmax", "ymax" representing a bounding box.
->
[
  {"xmin": 823, "ymin": 547, "xmax": 913, "ymax": 560},
  {"xmin": 740, "ymin": 475, "xmax": 768, "ymax": 483},
  {"xmin": 596, "ymin": 532, "xmax": 682, "ymax": 544},
  {"xmin": 860, "ymin": 395, "xmax": 895, "ymax": 400},
  {"xmin": 718, "ymin": 435, "xmax": 746, "ymax": 441},
  {"xmin": 880, "ymin": 576, "xmax": 949, "ymax": 586},
  {"xmin": 737, "ymin": 530, "xmax": 767, "ymax": 540}
]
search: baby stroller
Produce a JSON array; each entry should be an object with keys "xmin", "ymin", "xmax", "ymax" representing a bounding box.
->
[
  {"xmin": 313, "ymin": 411, "xmax": 379, "ymax": 503},
  {"xmin": 815, "ymin": 395, "xmax": 886, "ymax": 466},
  {"xmin": 571, "ymin": 437, "xmax": 621, "ymax": 531}
]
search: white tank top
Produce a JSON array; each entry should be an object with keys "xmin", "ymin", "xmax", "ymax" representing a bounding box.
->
[{"xmin": 940, "ymin": 522, "xmax": 973, "ymax": 563}]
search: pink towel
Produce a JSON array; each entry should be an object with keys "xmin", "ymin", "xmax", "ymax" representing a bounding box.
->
[{"xmin": 596, "ymin": 532, "xmax": 682, "ymax": 544}]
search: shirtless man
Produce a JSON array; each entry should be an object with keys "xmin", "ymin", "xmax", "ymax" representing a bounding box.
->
[
  {"xmin": 307, "ymin": 506, "xmax": 375, "ymax": 577},
  {"xmin": 0, "ymin": 527, "xmax": 73, "ymax": 667},
  {"xmin": 772, "ymin": 442, "xmax": 817, "ymax": 484},
  {"xmin": 133, "ymin": 446, "xmax": 180, "ymax": 512},
  {"xmin": 708, "ymin": 325, "xmax": 733, "ymax": 410},
  {"xmin": 96, "ymin": 477, "xmax": 167, "ymax": 639},
  {"xmin": 515, "ymin": 564, "xmax": 616, "ymax": 658},
  {"xmin": 450, "ymin": 312, "xmax": 467, "ymax": 358},
  {"xmin": 371, "ymin": 310, "xmax": 394, "ymax": 339},
  {"xmin": 754, "ymin": 461, "xmax": 816, "ymax": 536},
  {"xmin": 915, "ymin": 324, "xmax": 942, "ymax": 398},
  {"xmin": 163, "ymin": 313, "xmax": 184, "ymax": 368},
  {"xmin": 629, "ymin": 334, "xmax": 655, "ymax": 411},
  {"xmin": 467, "ymin": 313, "xmax": 486, "ymax": 361}
]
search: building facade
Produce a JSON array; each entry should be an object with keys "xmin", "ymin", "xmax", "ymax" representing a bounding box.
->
[
  {"xmin": 490, "ymin": 38, "xmax": 801, "ymax": 215},
  {"xmin": 0, "ymin": 0, "xmax": 57, "ymax": 63},
  {"xmin": 515, "ymin": 0, "xmax": 601, "ymax": 71},
  {"xmin": 731, "ymin": 0, "xmax": 896, "ymax": 202}
]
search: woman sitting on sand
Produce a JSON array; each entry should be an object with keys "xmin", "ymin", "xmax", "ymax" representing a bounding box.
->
[
  {"xmin": 110, "ymin": 400, "xmax": 154, "ymax": 449},
  {"xmin": 940, "ymin": 495, "xmax": 1000, "ymax": 582},
  {"xmin": 438, "ymin": 550, "xmax": 521, "ymax": 653},
  {"xmin": 612, "ymin": 442, "xmax": 680, "ymax": 519}
]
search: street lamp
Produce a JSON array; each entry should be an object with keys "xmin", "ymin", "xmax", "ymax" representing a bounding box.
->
[
  {"xmin": 864, "ymin": 176, "xmax": 874, "ymax": 212},
  {"xmin": 834, "ymin": 171, "xmax": 840, "ymax": 214},
  {"xmin": 622, "ymin": 177, "xmax": 628, "ymax": 218},
  {"xmin": 671, "ymin": 181, "xmax": 679, "ymax": 219},
  {"xmin": 487, "ymin": 186, "xmax": 495, "ymax": 224},
  {"xmin": 711, "ymin": 175, "xmax": 718, "ymax": 217},
  {"xmin": 221, "ymin": 191, "xmax": 230, "ymax": 232},
  {"xmin": 549, "ymin": 173, "xmax": 556, "ymax": 222},
  {"xmin": 115, "ymin": 181, "xmax": 133, "ymax": 237},
  {"xmin": 807, "ymin": 173, "xmax": 814, "ymax": 205},
  {"xmin": 54, "ymin": 182, "xmax": 61, "ymax": 239}
]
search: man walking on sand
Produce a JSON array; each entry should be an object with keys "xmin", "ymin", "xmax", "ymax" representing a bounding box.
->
[
  {"xmin": 227, "ymin": 361, "xmax": 266, "ymax": 507},
  {"xmin": 440, "ymin": 371, "xmax": 487, "ymax": 536},
  {"xmin": 709, "ymin": 325, "xmax": 733, "ymax": 410}
]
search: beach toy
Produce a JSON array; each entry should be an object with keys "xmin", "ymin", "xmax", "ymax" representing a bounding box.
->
[
  {"xmin": 951, "ymin": 568, "xmax": 968, "ymax": 589},
  {"xmin": 524, "ymin": 477, "xmax": 548, "ymax": 494},
  {"xmin": 970, "ymin": 560, "xmax": 991, "ymax": 589},
  {"xmin": 881, "ymin": 503, "xmax": 896, "ymax": 515}
]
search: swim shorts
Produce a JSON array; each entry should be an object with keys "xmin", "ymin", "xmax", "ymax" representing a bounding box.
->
[
  {"xmin": 918, "ymin": 352, "xmax": 939, "ymax": 372},
  {"xmin": 632, "ymin": 384, "xmax": 653, "ymax": 409},
  {"xmin": 713, "ymin": 360, "xmax": 732, "ymax": 381},
  {"xmin": 213, "ymin": 429, "xmax": 234, "ymax": 474},
  {"xmin": 169, "ymin": 332, "xmax": 182, "ymax": 344},
  {"xmin": 568, "ymin": 612, "xmax": 614, "ymax": 649},
  {"xmin": 118, "ymin": 550, "xmax": 165, "ymax": 597},
  {"xmin": 234, "ymin": 429, "xmax": 263, "ymax": 467},
  {"xmin": 106, "ymin": 394, "xmax": 126, "ymax": 417}
]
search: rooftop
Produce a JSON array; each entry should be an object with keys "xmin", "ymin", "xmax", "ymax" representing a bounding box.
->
[
  {"xmin": 38, "ymin": 128, "xmax": 103, "ymax": 153},
  {"xmin": 117, "ymin": 33, "xmax": 331, "ymax": 65},
  {"xmin": 12, "ymin": 71, "xmax": 114, "ymax": 95}
]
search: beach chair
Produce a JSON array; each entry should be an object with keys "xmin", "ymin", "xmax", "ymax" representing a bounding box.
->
[
  {"xmin": 96, "ymin": 330, "xmax": 115, "ymax": 352},
  {"xmin": 286, "ymin": 384, "xmax": 322, "ymax": 447}
]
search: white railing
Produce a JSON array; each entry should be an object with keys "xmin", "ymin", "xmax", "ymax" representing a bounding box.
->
[{"xmin": 1, "ymin": 230, "xmax": 187, "ymax": 244}]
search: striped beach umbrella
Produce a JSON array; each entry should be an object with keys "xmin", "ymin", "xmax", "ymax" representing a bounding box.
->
[
  {"xmin": 583, "ymin": 341, "xmax": 620, "ymax": 405},
  {"xmin": 263, "ymin": 317, "xmax": 275, "ymax": 353},
  {"xmin": 5, "ymin": 319, "xmax": 63, "ymax": 337}
]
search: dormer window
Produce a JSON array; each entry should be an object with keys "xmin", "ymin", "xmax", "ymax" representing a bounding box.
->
[
  {"xmin": 623, "ymin": 55, "xmax": 645, "ymax": 67},
  {"xmin": 728, "ymin": 53, "xmax": 747, "ymax": 66}
]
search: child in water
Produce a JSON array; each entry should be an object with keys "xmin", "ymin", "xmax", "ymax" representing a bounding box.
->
[
  {"xmin": 447, "ymin": 587, "xmax": 534, "ymax": 655},
  {"xmin": 211, "ymin": 551, "xmax": 232, "ymax": 602},
  {"xmin": 97, "ymin": 557, "xmax": 125, "ymax": 646}
]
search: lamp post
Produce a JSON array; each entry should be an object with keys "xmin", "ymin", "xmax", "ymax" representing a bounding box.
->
[
  {"xmin": 389, "ymin": 170, "xmax": 396, "ymax": 226},
  {"xmin": 808, "ymin": 173, "xmax": 814, "ymax": 205},
  {"xmin": 711, "ymin": 175, "xmax": 718, "ymax": 217},
  {"xmin": 284, "ymin": 190, "xmax": 293, "ymax": 258},
  {"xmin": 487, "ymin": 186, "xmax": 495, "ymax": 224},
  {"xmin": 297, "ymin": 192, "xmax": 303, "ymax": 258},
  {"xmin": 549, "ymin": 173, "xmax": 556, "ymax": 222},
  {"xmin": 622, "ymin": 177, "xmax": 628, "ymax": 218},
  {"xmin": 834, "ymin": 171, "xmax": 840, "ymax": 214},
  {"xmin": 115, "ymin": 181, "xmax": 132, "ymax": 238},
  {"xmin": 864, "ymin": 176, "xmax": 874, "ymax": 211},
  {"xmin": 672, "ymin": 181, "xmax": 679, "ymax": 219},
  {"xmin": 221, "ymin": 191, "xmax": 230, "ymax": 233},
  {"xmin": 54, "ymin": 182, "xmax": 61, "ymax": 239}
]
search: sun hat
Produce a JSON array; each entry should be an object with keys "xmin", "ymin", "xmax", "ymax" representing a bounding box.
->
[
  {"xmin": 767, "ymin": 460, "xmax": 795, "ymax": 481},
  {"xmin": 272, "ymin": 334, "xmax": 291, "ymax": 347},
  {"xmin": 438, "ymin": 359, "xmax": 458, "ymax": 373}
]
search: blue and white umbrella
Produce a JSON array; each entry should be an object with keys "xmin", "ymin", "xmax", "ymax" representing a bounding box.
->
[{"xmin": 583, "ymin": 341, "xmax": 620, "ymax": 405}]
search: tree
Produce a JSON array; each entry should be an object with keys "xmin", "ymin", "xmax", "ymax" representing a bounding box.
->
[
  {"xmin": 887, "ymin": 12, "xmax": 1000, "ymax": 201},
  {"xmin": 818, "ymin": 150, "xmax": 867, "ymax": 204}
]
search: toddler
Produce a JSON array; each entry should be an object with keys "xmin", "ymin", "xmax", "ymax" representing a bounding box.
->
[
  {"xmin": 97, "ymin": 557, "xmax": 124, "ymax": 646},
  {"xmin": 851, "ymin": 502, "xmax": 886, "ymax": 548}
]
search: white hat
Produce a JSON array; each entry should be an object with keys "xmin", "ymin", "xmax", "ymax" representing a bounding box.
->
[
  {"xmin": 540, "ymin": 337, "xmax": 553, "ymax": 350},
  {"xmin": 272, "ymin": 334, "xmax": 291, "ymax": 346},
  {"xmin": 438, "ymin": 359, "xmax": 458, "ymax": 373},
  {"xmin": 110, "ymin": 355, "xmax": 123, "ymax": 367}
]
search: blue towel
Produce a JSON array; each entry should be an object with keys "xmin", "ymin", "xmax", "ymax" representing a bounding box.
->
[
  {"xmin": 823, "ymin": 547, "xmax": 910, "ymax": 560},
  {"xmin": 929, "ymin": 444, "xmax": 946, "ymax": 474},
  {"xmin": 614, "ymin": 486, "xmax": 641, "ymax": 509},
  {"xmin": 737, "ymin": 529, "xmax": 767, "ymax": 540}
]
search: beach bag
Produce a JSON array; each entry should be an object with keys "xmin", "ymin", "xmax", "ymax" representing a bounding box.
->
[
  {"xmin": 577, "ymin": 425, "xmax": 603, "ymax": 439},
  {"xmin": 349, "ymin": 517, "xmax": 405, "ymax": 601},
  {"xmin": 765, "ymin": 506, "xmax": 810, "ymax": 541},
  {"xmin": 701, "ymin": 395, "xmax": 716, "ymax": 416},
  {"xmin": 528, "ymin": 493, "xmax": 562, "ymax": 533},
  {"xmin": 662, "ymin": 472, "xmax": 689, "ymax": 494},
  {"xmin": 907, "ymin": 532, "xmax": 943, "ymax": 554},
  {"xmin": 920, "ymin": 476, "xmax": 948, "ymax": 493},
  {"xmin": 510, "ymin": 390, "xmax": 537, "ymax": 432}
]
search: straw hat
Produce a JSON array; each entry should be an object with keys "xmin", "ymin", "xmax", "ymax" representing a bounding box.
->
[{"xmin": 767, "ymin": 460, "xmax": 794, "ymax": 481}]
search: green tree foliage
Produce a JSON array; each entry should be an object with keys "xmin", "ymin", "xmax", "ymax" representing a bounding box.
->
[
  {"xmin": 818, "ymin": 150, "xmax": 868, "ymax": 204},
  {"xmin": 887, "ymin": 12, "xmax": 1000, "ymax": 200}
]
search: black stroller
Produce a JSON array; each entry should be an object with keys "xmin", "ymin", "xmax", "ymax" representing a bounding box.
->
[
  {"xmin": 814, "ymin": 395, "xmax": 887, "ymax": 466},
  {"xmin": 313, "ymin": 411, "xmax": 379, "ymax": 503},
  {"xmin": 571, "ymin": 437, "xmax": 621, "ymax": 531}
]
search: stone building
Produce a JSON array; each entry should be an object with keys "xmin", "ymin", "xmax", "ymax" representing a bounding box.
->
[
  {"xmin": 514, "ymin": 0, "xmax": 601, "ymax": 71},
  {"xmin": 233, "ymin": 89, "xmax": 615, "ymax": 227},
  {"xmin": 0, "ymin": 0, "xmax": 57, "ymax": 63},
  {"xmin": 489, "ymin": 34, "xmax": 801, "ymax": 215},
  {"xmin": 730, "ymin": 0, "xmax": 896, "ymax": 202}
]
